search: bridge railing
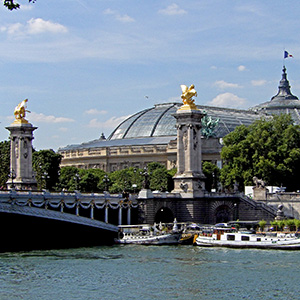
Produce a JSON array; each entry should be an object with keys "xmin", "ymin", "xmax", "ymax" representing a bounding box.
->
[{"xmin": 0, "ymin": 190, "xmax": 139, "ymax": 225}]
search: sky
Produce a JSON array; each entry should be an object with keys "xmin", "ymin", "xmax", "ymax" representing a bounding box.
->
[{"xmin": 0, "ymin": 0, "xmax": 300, "ymax": 151}]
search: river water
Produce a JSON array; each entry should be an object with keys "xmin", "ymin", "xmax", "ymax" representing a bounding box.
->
[{"xmin": 0, "ymin": 245, "xmax": 299, "ymax": 300}]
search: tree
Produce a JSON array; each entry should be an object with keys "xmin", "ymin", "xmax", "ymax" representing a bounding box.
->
[
  {"xmin": 4, "ymin": 0, "xmax": 36, "ymax": 10},
  {"xmin": 147, "ymin": 162, "xmax": 176, "ymax": 192},
  {"xmin": 167, "ymin": 168, "xmax": 177, "ymax": 192},
  {"xmin": 220, "ymin": 114, "xmax": 300, "ymax": 191},
  {"xmin": 258, "ymin": 220, "xmax": 266, "ymax": 232},
  {"xmin": 109, "ymin": 169, "xmax": 134, "ymax": 194},
  {"xmin": 58, "ymin": 166, "xmax": 80, "ymax": 191},
  {"xmin": 79, "ymin": 171, "xmax": 99, "ymax": 193},
  {"xmin": 32, "ymin": 149, "xmax": 62, "ymax": 190},
  {"xmin": 203, "ymin": 161, "xmax": 220, "ymax": 192},
  {"xmin": 0, "ymin": 140, "xmax": 10, "ymax": 189}
]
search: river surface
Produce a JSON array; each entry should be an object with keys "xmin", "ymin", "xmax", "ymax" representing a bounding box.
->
[{"xmin": 0, "ymin": 245, "xmax": 299, "ymax": 300}]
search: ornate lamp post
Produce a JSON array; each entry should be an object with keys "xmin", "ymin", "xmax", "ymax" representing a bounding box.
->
[
  {"xmin": 103, "ymin": 174, "xmax": 110, "ymax": 192},
  {"xmin": 140, "ymin": 167, "xmax": 150, "ymax": 189},
  {"xmin": 41, "ymin": 171, "xmax": 50, "ymax": 190},
  {"xmin": 74, "ymin": 173, "xmax": 81, "ymax": 191},
  {"xmin": 8, "ymin": 169, "xmax": 16, "ymax": 189}
]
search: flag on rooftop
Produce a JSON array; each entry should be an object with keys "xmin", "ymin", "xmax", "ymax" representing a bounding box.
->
[{"xmin": 284, "ymin": 51, "xmax": 293, "ymax": 59}]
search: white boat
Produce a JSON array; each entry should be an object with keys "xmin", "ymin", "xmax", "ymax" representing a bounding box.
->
[
  {"xmin": 115, "ymin": 219, "xmax": 182, "ymax": 245},
  {"xmin": 195, "ymin": 225, "xmax": 300, "ymax": 249}
]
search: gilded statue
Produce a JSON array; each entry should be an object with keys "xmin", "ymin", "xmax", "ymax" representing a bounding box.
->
[
  {"xmin": 180, "ymin": 84, "xmax": 198, "ymax": 110},
  {"xmin": 14, "ymin": 99, "xmax": 30, "ymax": 123}
]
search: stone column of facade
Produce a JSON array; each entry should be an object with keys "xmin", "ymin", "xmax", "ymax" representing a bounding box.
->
[{"xmin": 172, "ymin": 85, "xmax": 206, "ymax": 198}]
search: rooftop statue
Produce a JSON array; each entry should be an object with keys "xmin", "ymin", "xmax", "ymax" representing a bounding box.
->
[
  {"xmin": 14, "ymin": 99, "xmax": 30, "ymax": 124},
  {"xmin": 180, "ymin": 84, "xmax": 198, "ymax": 110},
  {"xmin": 253, "ymin": 176, "xmax": 265, "ymax": 188},
  {"xmin": 201, "ymin": 111, "xmax": 219, "ymax": 138}
]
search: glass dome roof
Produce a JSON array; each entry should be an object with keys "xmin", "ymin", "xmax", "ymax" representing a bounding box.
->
[{"xmin": 108, "ymin": 103, "xmax": 265, "ymax": 140}]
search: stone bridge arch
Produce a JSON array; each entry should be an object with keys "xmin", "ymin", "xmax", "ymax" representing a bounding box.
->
[
  {"xmin": 209, "ymin": 200, "xmax": 237, "ymax": 224},
  {"xmin": 154, "ymin": 206, "xmax": 174, "ymax": 223}
]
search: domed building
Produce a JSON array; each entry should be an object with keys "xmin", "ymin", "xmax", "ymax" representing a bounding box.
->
[
  {"xmin": 250, "ymin": 66, "xmax": 300, "ymax": 121},
  {"xmin": 58, "ymin": 103, "xmax": 265, "ymax": 171},
  {"xmin": 58, "ymin": 66, "xmax": 299, "ymax": 171}
]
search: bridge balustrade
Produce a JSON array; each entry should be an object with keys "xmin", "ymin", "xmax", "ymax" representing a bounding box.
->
[{"xmin": 0, "ymin": 190, "xmax": 139, "ymax": 225}]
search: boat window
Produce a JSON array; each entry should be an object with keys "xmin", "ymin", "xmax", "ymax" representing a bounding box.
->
[
  {"xmin": 227, "ymin": 235, "xmax": 235, "ymax": 241},
  {"xmin": 257, "ymin": 238, "xmax": 261, "ymax": 242},
  {"xmin": 241, "ymin": 236, "xmax": 250, "ymax": 241}
]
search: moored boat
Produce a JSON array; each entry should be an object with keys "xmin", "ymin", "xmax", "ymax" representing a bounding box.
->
[
  {"xmin": 195, "ymin": 225, "xmax": 300, "ymax": 249},
  {"xmin": 115, "ymin": 219, "xmax": 182, "ymax": 245}
]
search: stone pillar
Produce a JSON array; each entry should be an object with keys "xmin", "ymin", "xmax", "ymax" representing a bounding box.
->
[
  {"xmin": 172, "ymin": 105, "xmax": 206, "ymax": 198},
  {"xmin": 105, "ymin": 206, "xmax": 109, "ymax": 223},
  {"xmin": 253, "ymin": 187, "xmax": 267, "ymax": 201},
  {"xmin": 127, "ymin": 207, "xmax": 131, "ymax": 225},
  {"xmin": 118, "ymin": 206, "xmax": 122, "ymax": 225},
  {"xmin": 6, "ymin": 122, "xmax": 37, "ymax": 190}
]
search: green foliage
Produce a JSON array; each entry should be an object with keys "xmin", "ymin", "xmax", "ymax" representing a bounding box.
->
[
  {"xmin": 258, "ymin": 220, "xmax": 266, "ymax": 231},
  {"xmin": 270, "ymin": 220, "xmax": 285, "ymax": 231},
  {"xmin": 32, "ymin": 149, "xmax": 62, "ymax": 190},
  {"xmin": 221, "ymin": 114, "xmax": 300, "ymax": 191},
  {"xmin": 0, "ymin": 140, "xmax": 10, "ymax": 189},
  {"xmin": 147, "ymin": 162, "xmax": 165, "ymax": 173},
  {"xmin": 203, "ymin": 161, "xmax": 220, "ymax": 192},
  {"xmin": 109, "ymin": 168, "xmax": 136, "ymax": 194},
  {"xmin": 4, "ymin": 0, "xmax": 36, "ymax": 10},
  {"xmin": 58, "ymin": 166, "xmax": 81, "ymax": 191},
  {"xmin": 285, "ymin": 219, "xmax": 295, "ymax": 231},
  {"xmin": 167, "ymin": 168, "xmax": 177, "ymax": 192},
  {"xmin": 150, "ymin": 167, "xmax": 168, "ymax": 191},
  {"xmin": 294, "ymin": 219, "xmax": 300, "ymax": 231},
  {"xmin": 147, "ymin": 162, "xmax": 176, "ymax": 192},
  {"xmin": 79, "ymin": 171, "xmax": 100, "ymax": 193}
]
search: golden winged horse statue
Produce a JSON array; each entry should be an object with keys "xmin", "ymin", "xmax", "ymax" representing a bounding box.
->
[
  {"xmin": 180, "ymin": 84, "xmax": 198, "ymax": 110},
  {"xmin": 14, "ymin": 99, "xmax": 30, "ymax": 123}
]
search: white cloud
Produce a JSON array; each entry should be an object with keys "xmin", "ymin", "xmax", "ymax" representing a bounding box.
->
[
  {"xmin": 158, "ymin": 4, "xmax": 187, "ymax": 15},
  {"xmin": 103, "ymin": 9, "xmax": 135, "ymax": 23},
  {"xmin": 1, "ymin": 23, "xmax": 22, "ymax": 35},
  {"xmin": 85, "ymin": 109, "xmax": 108, "ymax": 115},
  {"xmin": 1, "ymin": 18, "xmax": 68, "ymax": 36},
  {"xmin": 251, "ymin": 79, "xmax": 267, "ymax": 86},
  {"xmin": 87, "ymin": 115, "xmax": 130, "ymax": 129},
  {"xmin": 214, "ymin": 80, "xmax": 241, "ymax": 89},
  {"xmin": 238, "ymin": 65, "xmax": 247, "ymax": 71},
  {"xmin": 27, "ymin": 18, "xmax": 68, "ymax": 34},
  {"xmin": 30, "ymin": 112, "xmax": 75, "ymax": 123},
  {"xmin": 208, "ymin": 93, "xmax": 246, "ymax": 108}
]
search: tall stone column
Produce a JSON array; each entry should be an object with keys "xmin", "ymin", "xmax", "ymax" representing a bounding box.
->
[
  {"xmin": 172, "ymin": 85, "xmax": 206, "ymax": 198},
  {"xmin": 6, "ymin": 99, "xmax": 37, "ymax": 190}
]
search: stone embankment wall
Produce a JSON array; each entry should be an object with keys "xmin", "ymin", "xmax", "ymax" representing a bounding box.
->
[
  {"xmin": 140, "ymin": 192, "xmax": 276, "ymax": 225},
  {"xmin": 264, "ymin": 193, "xmax": 300, "ymax": 219}
]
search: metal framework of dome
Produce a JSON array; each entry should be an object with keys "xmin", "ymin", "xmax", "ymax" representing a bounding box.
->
[{"xmin": 108, "ymin": 103, "xmax": 265, "ymax": 141}]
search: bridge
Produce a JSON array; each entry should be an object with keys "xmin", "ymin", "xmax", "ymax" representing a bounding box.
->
[{"xmin": 0, "ymin": 190, "xmax": 138, "ymax": 252}]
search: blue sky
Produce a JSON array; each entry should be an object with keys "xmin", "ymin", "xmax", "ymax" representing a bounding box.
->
[{"xmin": 0, "ymin": 0, "xmax": 300, "ymax": 150}]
